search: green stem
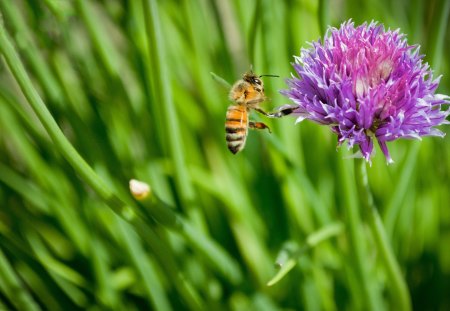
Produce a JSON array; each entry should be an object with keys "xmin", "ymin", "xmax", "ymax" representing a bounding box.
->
[
  {"xmin": 339, "ymin": 157, "xmax": 379, "ymax": 311},
  {"xmin": 383, "ymin": 143, "xmax": 419, "ymax": 239},
  {"xmin": 133, "ymin": 221, "xmax": 203, "ymax": 310},
  {"xmin": 429, "ymin": 0, "xmax": 450, "ymax": 73},
  {"xmin": 0, "ymin": 12, "xmax": 136, "ymax": 222},
  {"xmin": 248, "ymin": 0, "xmax": 262, "ymax": 62},
  {"xmin": 318, "ymin": 0, "xmax": 330, "ymax": 35},
  {"xmin": 74, "ymin": 0, "xmax": 120, "ymax": 77},
  {"xmin": 141, "ymin": 0, "xmax": 199, "ymax": 219},
  {"xmin": 267, "ymin": 222, "xmax": 343, "ymax": 286},
  {"xmin": 354, "ymin": 159, "xmax": 412, "ymax": 311},
  {"xmin": 139, "ymin": 194, "xmax": 243, "ymax": 285},
  {"xmin": 0, "ymin": 1, "xmax": 64, "ymax": 103},
  {"xmin": 0, "ymin": 249, "xmax": 41, "ymax": 311}
]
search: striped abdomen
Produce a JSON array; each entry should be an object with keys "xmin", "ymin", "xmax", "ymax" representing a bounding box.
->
[{"xmin": 225, "ymin": 105, "xmax": 248, "ymax": 154}]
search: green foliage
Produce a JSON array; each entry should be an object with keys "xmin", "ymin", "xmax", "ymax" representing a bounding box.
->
[{"xmin": 0, "ymin": 0, "xmax": 449, "ymax": 310}]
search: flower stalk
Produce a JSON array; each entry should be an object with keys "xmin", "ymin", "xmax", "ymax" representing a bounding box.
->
[
  {"xmin": 354, "ymin": 158, "xmax": 412, "ymax": 311},
  {"xmin": 339, "ymin": 156, "xmax": 380, "ymax": 310}
]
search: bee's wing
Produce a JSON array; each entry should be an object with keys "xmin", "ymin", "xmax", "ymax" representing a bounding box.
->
[{"xmin": 210, "ymin": 72, "xmax": 231, "ymax": 90}]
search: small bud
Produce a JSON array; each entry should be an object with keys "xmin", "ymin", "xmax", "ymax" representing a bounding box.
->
[{"xmin": 129, "ymin": 179, "xmax": 151, "ymax": 200}]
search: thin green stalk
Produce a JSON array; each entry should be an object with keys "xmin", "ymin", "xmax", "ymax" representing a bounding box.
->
[
  {"xmin": 138, "ymin": 194, "xmax": 243, "ymax": 284},
  {"xmin": 88, "ymin": 236, "xmax": 118, "ymax": 309},
  {"xmin": 141, "ymin": 0, "xmax": 200, "ymax": 223},
  {"xmin": 117, "ymin": 221, "xmax": 172, "ymax": 311},
  {"xmin": 182, "ymin": 222, "xmax": 243, "ymax": 284},
  {"xmin": 354, "ymin": 159, "xmax": 412, "ymax": 311},
  {"xmin": 248, "ymin": 0, "xmax": 262, "ymax": 62},
  {"xmin": 267, "ymin": 222, "xmax": 343, "ymax": 286},
  {"xmin": 74, "ymin": 0, "xmax": 121, "ymax": 77},
  {"xmin": 429, "ymin": 0, "xmax": 450, "ymax": 73},
  {"xmin": 383, "ymin": 143, "xmax": 419, "ymax": 239},
  {"xmin": 318, "ymin": 0, "xmax": 330, "ymax": 35},
  {"xmin": 0, "ymin": 249, "xmax": 41, "ymax": 311},
  {"xmin": 0, "ymin": 14, "xmax": 136, "ymax": 222},
  {"xmin": 0, "ymin": 1, "xmax": 64, "ymax": 103},
  {"xmin": 133, "ymin": 221, "xmax": 204, "ymax": 310},
  {"xmin": 339, "ymin": 156, "xmax": 380, "ymax": 311}
]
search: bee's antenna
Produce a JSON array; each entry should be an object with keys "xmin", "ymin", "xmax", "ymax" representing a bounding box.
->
[{"xmin": 259, "ymin": 74, "xmax": 279, "ymax": 78}]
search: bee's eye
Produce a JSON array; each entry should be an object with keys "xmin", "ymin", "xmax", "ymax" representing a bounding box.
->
[{"xmin": 254, "ymin": 78, "xmax": 262, "ymax": 85}]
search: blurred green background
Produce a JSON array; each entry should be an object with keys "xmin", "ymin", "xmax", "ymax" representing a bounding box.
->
[{"xmin": 0, "ymin": 0, "xmax": 449, "ymax": 310}]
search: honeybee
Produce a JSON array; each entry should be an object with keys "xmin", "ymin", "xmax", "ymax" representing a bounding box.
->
[{"xmin": 225, "ymin": 70, "xmax": 295, "ymax": 154}]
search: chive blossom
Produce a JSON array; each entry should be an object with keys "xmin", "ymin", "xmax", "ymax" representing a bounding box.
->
[{"xmin": 282, "ymin": 20, "xmax": 450, "ymax": 163}]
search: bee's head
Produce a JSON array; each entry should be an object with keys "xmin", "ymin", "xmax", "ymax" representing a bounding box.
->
[
  {"xmin": 242, "ymin": 71, "xmax": 259, "ymax": 83},
  {"xmin": 243, "ymin": 69, "xmax": 278, "ymax": 85},
  {"xmin": 242, "ymin": 68, "xmax": 279, "ymax": 94}
]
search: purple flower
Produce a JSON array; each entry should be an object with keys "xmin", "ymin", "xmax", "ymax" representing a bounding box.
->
[{"xmin": 281, "ymin": 20, "xmax": 450, "ymax": 163}]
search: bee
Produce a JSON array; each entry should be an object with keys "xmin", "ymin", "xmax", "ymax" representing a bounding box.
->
[{"xmin": 225, "ymin": 70, "xmax": 295, "ymax": 154}]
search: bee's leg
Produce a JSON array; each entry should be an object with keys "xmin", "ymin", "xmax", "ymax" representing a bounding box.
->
[
  {"xmin": 254, "ymin": 105, "xmax": 297, "ymax": 118},
  {"xmin": 249, "ymin": 121, "xmax": 271, "ymax": 133},
  {"xmin": 253, "ymin": 107, "xmax": 271, "ymax": 117},
  {"xmin": 266, "ymin": 105, "xmax": 297, "ymax": 118}
]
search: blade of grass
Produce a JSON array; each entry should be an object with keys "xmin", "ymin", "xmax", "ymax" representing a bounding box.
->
[
  {"xmin": 202, "ymin": 144, "xmax": 273, "ymax": 284},
  {"xmin": 52, "ymin": 50, "xmax": 93, "ymax": 120},
  {"xmin": 74, "ymin": 0, "xmax": 122, "ymax": 78},
  {"xmin": 383, "ymin": 143, "xmax": 419, "ymax": 239},
  {"xmin": 133, "ymin": 174, "xmax": 242, "ymax": 283},
  {"xmin": 116, "ymin": 220, "xmax": 172, "ymax": 311},
  {"xmin": 318, "ymin": 0, "xmax": 330, "ymax": 35},
  {"xmin": 42, "ymin": 0, "xmax": 74, "ymax": 21},
  {"xmin": 182, "ymin": 221, "xmax": 243, "ymax": 285},
  {"xmin": 87, "ymin": 236, "xmax": 118, "ymax": 309},
  {"xmin": 267, "ymin": 222, "xmax": 343, "ymax": 286},
  {"xmin": 25, "ymin": 233, "xmax": 88, "ymax": 308},
  {"xmin": 0, "ymin": 157, "xmax": 50, "ymax": 214},
  {"xmin": 0, "ymin": 1, "xmax": 64, "ymax": 103},
  {"xmin": 0, "ymin": 249, "xmax": 41, "ymax": 311},
  {"xmin": 141, "ymin": 0, "xmax": 205, "ymax": 231},
  {"xmin": 210, "ymin": 71, "xmax": 231, "ymax": 89},
  {"xmin": 247, "ymin": 0, "xmax": 262, "ymax": 62},
  {"xmin": 213, "ymin": 0, "xmax": 247, "ymax": 73},
  {"xmin": 429, "ymin": 0, "xmax": 450, "ymax": 73},
  {"xmin": 133, "ymin": 220, "xmax": 204, "ymax": 309}
]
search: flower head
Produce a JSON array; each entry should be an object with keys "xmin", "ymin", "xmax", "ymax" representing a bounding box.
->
[{"xmin": 281, "ymin": 20, "xmax": 450, "ymax": 163}]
